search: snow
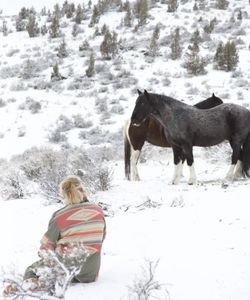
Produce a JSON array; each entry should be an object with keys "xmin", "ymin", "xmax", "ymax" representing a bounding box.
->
[
  {"xmin": 1, "ymin": 159, "xmax": 250, "ymax": 299},
  {"xmin": 0, "ymin": 0, "xmax": 250, "ymax": 299}
]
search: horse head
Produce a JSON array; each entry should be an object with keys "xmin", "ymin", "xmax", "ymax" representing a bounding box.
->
[
  {"xmin": 131, "ymin": 90, "xmax": 154, "ymax": 127},
  {"xmin": 209, "ymin": 93, "xmax": 223, "ymax": 106}
]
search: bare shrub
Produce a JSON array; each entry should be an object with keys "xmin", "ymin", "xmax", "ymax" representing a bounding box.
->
[
  {"xmin": 55, "ymin": 115, "xmax": 74, "ymax": 132},
  {"xmin": 0, "ymin": 98, "xmax": 6, "ymax": 107},
  {"xmin": 72, "ymin": 114, "xmax": 93, "ymax": 128},
  {"xmin": 18, "ymin": 97, "xmax": 41, "ymax": 113},
  {"xmin": 48, "ymin": 129, "xmax": 68, "ymax": 144},
  {"xmin": 127, "ymin": 260, "xmax": 170, "ymax": 300}
]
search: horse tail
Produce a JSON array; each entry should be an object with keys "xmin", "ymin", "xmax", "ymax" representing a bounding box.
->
[
  {"xmin": 242, "ymin": 135, "xmax": 250, "ymax": 177},
  {"xmin": 124, "ymin": 119, "xmax": 131, "ymax": 180}
]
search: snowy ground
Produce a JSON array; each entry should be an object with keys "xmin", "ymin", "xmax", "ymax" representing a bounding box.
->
[{"xmin": 1, "ymin": 156, "xmax": 250, "ymax": 300}]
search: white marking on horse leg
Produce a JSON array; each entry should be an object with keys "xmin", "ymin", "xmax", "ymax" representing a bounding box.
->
[
  {"xmin": 225, "ymin": 164, "xmax": 236, "ymax": 182},
  {"xmin": 188, "ymin": 164, "xmax": 197, "ymax": 185},
  {"xmin": 172, "ymin": 162, "xmax": 183, "ymax": 185},
  {"xmin": 233, "ymin": 160, "xmax": 243, "ymax": 179},
  {"xmin": 131, "ymin": 150, "xmax": 140, "ymax": 181}
]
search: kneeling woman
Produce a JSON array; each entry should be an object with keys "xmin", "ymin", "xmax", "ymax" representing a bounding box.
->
[{"xmin": 4, "ymin": 175, "xmax": 106, "ymax": 295}]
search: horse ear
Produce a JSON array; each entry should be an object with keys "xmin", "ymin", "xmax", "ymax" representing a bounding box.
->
[
  {"xmin": 144, "ymin": 89, "xmax": 149, "ymax": 96},
  {"xmin": 137, "ymin": 89, "xmax": 142, "ymax": 95},
  {"xmin": 212, "ymin": 93, "xmax": 215, "ymax": 97}
]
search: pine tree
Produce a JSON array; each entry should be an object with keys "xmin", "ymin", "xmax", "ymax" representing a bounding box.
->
[
  {"xmin": 100, "ymin": 29, "xmax": 118, "ymax": 59},
  {"xmin": 22, "ymin": 59, "xmax": 36, "ymax": 79},
  {"xmin": 148, "ymin": 23, "xmax": 160, "ymax": 57},
  {"xmin": 134, "ymin": 0, "xmax": 148, "ymax": 26},
  {"xmin": 214, "ymin": 42, "xmax": 224, "ymax": 69},
  {"xmin": 189, "ymin": 29, "xmax": 202, "ymax": 52},
  {"xmin": 214, "ymin": 41, "xmax": 239, "ymax": 72},
  {"xmin": 89, "ymin": 5, "xmax": 100, "ymax": 27},
  {"xmin": 49, "ymin": 14, "xmax": 60, "ymax": 38},
  {"xmin": 57, "ymin": 38, "xmax": 68, "ymax": 58},
  {"xmin": 167, "ymin": 0, "xmax": 178, "ymax": 12},
  {"xmin": 51, "ymin": 63, "xmax": 62, "ymax": 81},
  {"xmin": 86, "ymin": 49, "xmax": 95, "ymax": 77},
  {"xmin": 15, "ymin": 15, "xmax": 27, "ymax": 32},
  {"xmin": 2, "ymin": 20, "xmax": 8, "ymax": 36},
  {"xmin": 124, "ymin": 1, "xmax": 133, "ymax": 27},
  {"xmin": 170, "ymin": 27, "xmax": 182, "ymax": 60},
  {"xmin": 75, "ymin": 4, "xmax": 84, "ymax": 24},
  {"xmin": 183, "ymin": 48, "xmax": 207, "ymax": 75},
  {"xmin": 72, "ymin": 23, "xmax": 79, "ymax": 37},
  {"xmin": 203, "ymin": 18, "xmax": 216, "ymax": 34},
  {"xmin": 184, "ymin": 31, "xmax": 206, "ymax": 76},
  {"xmin": 26, "ymin": 14, "xmax": 40, "ymax": 37}
]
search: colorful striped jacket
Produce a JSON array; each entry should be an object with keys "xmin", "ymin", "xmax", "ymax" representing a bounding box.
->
[{"xmin": 40, "ymin": 201, "xmax": 106, "ymax": 255}]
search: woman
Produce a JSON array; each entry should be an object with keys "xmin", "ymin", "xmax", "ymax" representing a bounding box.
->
[{"xmin": 4, "ymin": 175, "xmax": 106, "ymax": 295}]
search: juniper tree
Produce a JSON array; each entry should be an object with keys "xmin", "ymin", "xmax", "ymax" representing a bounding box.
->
[
  {"xmin": 167, "ymin": 0, "xmax": 178, "ymax": 12},
  {"xmin": 148, "ymin": 23, "xmax": 160, "ymax": 57},
  {"xmin": 203, "ymin": 18, "xmax": 217, "ymax": 34},
  {"xmin": 86, "ymin": 49, "xmax": 95, "ymax": 77},
  {"xmin": 2, "ymin": 20, "xmax": 8, "ymax": 36},
  {"xmin": 26, "ymin": 14, "xmax": 40, "ymax": 37},
  {"xmin": 15, "ymin": 15, "xmax": 27, "ymax": 31},
  {"xmin": 100, "ymin": 29, "xmax": 119, "ymax": 59},
  {"xmin": 101, "ymin": 24, "xmax": 108, "ymax": 35},
  {"xmin": 51, "ymin": 63, "xmax": 62, "ymax": 81},
  {"xmin": 170, "ymin": 27, "xmax": 182, "ymax": 60},
  {"xmin": 183, "ymin": 48, "xmax": 207, "ymax": 75},
  {"xmin": 57, "ymin": 38, "xmax": 68, "ymax": 58},
  {"xmin": 89, "ymin": 5, "xmax": 100, "ymax": 27},
  {"xmin": 183, "ymin": 28, "xmax": 206, "ymax": 75},
  {"xmin": 193, "ymin": 1, "xmax": 198, "ymax": 10},
  {"xmin": 75, "ymin": 4, "xmax": 84, "ymax": 24},
  {"xmin": 215, "ymin": 0, "xmax": 229, "ymax": 9},
  {"xmin": 49, "ymin": 14, "xmax": 60, "ymax": 38},
  {"xmin": 72, "ymin": 23, "xmax": 79, "ymax": 37},
  {"xmin": 18, "ymin": 7, "xmax": 29, "ymax": 20},
  {"xmin": 214, "ymin": 41, "xmax": 239, "ymax": 72},
  {"xmin": 189, "ymin": 29, "xmax": 202, "ymax": 52},
  {"xmin": 134, "ymin": 0, "xmax": 148, "ymax": 26},
  {"xmin": 124, "ymin": 1, "xmax": 133, "ymax": 27},
  {"xmin": 41, "ymin": 24, "xmax": 48, "ymax": 35},
  {"xmin": 41, "ymin": 6, "xmax": 47, "ymax": 16},
  {"xmin": 53, "ymin": 3, "xmax": 62, "ymax": 19}
]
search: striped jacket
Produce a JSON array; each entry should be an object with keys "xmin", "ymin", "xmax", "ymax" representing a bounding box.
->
[{"xmin": 40, "ymin": 201, "xmax": 106, "ymax": 255}]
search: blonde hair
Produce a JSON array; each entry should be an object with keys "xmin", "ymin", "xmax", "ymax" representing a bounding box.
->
[{"xmin": 60, "ymin": 175, "xmax": 87, "ymax": 205}]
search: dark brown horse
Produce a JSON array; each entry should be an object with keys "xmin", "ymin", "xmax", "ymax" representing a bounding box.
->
[{"xmin": 124, "ymin": 93, "xmax": 223, "ymax": 180}]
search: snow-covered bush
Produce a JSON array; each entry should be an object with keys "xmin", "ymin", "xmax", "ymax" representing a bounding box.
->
[
  {"xmin": 72, "ymin": 114, "xmax": 93, "ymax": 128},
  {"xmin": 1, "ymin": 247, "xmax": 89, "ymax": 299},
  {"xmin": 127, "ymin": 260, "xmax": 170, "ymax": 300},
  {"xmin": 48, "ymin": 129, "xmax": 68, "ymax": 144},
  {"xmin": 0, "ymin": 168, "xmax": 28, "ymax": 200},
  {"xmin": 18, "ymin": 97, "xmax": 41, "ymax": 113}
]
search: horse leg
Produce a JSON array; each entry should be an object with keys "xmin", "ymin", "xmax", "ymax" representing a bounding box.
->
[
  {"xmin": 183, "ymin": 144, "xmax": 197, "ymax": 185},
  {"xmin": 225, "ymin": 140, "xmax": 241, "ymax": 182},
  {"xmin": 171, "ymin": 147, "xmax": 183, "ymax": 185},
  {"xmin": 131, "ymin": 149, "xmax": 141, "ymax": 181},
  {"xmin": 233, "ymin": 149, "xmax": 244, "ymax": 179}
]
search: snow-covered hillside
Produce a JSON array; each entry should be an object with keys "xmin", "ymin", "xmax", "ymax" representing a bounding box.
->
[{"xmin": 0, "ymin": 0, "xmax": 250, "ymax": 299}]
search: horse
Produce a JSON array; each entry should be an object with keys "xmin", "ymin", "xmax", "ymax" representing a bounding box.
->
[
  {"xmin": 124, "ymin": 92, "xmax": 223, "ymax": 181},
  {"xmin": 130, "ymin": 90, "xmax": 250, "ymax": 184}
]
